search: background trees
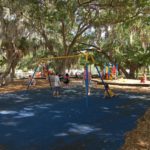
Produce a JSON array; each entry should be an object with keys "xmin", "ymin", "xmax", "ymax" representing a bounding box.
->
[
  {"xmin": 0, "ymin": 0, "xmax": 149, "ymax": 81},
  {"xmin": 77, "ymin": 0, "xmax": 150, "ymax": 78}
]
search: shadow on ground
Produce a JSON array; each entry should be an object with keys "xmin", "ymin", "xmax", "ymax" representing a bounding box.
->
[{"xmin": 0, "ymin": 86, "xmax": 150, "ymax": 150}]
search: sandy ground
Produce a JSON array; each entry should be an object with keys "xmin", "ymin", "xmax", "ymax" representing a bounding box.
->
[
  {"xmin": 0, "ymin": 79, "xmax": 49, "ymax": 94},
  {"xmin": 93, "ymin": 78, "xmax": 150, "ymax": 94},
  {"xmin": 0, "ymin": 78, "xmax": 150, "ymax": 94}
]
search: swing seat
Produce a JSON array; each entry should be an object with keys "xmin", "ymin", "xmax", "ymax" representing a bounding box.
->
[{"xmin": 104, "ymin": 89, "xmax": 115, "ymax": 97}]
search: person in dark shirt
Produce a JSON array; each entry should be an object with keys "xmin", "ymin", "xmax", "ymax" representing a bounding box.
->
[{"xmin": 63, "ymin": 73, "xmax": 70, "ymax": 88}]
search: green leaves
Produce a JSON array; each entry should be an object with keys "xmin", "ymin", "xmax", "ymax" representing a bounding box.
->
[{"xmin": 0, "ymin": 0, "xmax": 149, "ymax": 77}]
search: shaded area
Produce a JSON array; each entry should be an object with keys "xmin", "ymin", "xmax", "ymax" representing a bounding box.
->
[{"xmin": 0, "ymin": 86, "xmax": 150, "ymax": 150}]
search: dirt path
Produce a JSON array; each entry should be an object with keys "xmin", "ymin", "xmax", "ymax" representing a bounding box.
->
[
  {"xmin": 0, "ymin": 79, "xmax": 49, "ymax": 94},
  {"xmin": 0, "ymin": 78, "xmax": 150, "ymax": 94}
]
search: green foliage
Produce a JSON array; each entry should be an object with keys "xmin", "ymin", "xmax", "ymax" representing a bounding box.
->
[{"xmin": 0, "ymin": 0, "xmax": 149, "ymax": 77}]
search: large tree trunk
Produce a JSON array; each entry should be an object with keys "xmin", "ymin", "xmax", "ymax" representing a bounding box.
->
[
  {"xmin": 128, "ymin": 63, "xmax": 139, "ymax": 79},
  {"xmin": 56, "ymin": 59, "xmax": 70, "ymax": 74},
  {"xmin": 135, "ymin": 68, "xmax": 138, "ymax": 79},
  {"xmin": 55, "ymin": 57, "xmax": 79, "ymax": 74},
  {"xmin": 118, "ymin": 65, "xmax": 130, "ymax": 78},
  {"xmin": 129, "ymin": 67, "xmax": 136, "ymax": 79},
  {"xmin": 1, "ymin": 49, "xmax": 20, "ymax": 84},
  {"xmin": 11, "ymin": 63, "xmax": 17, "ymax": 82},
  {"xmin": 41, "ymin": 30, "xmax": 54, "ymax": 54}
]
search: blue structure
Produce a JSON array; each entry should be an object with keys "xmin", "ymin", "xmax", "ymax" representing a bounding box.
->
[
  {"xmin": 95, "ymin": 65, "xmax": 110, "ymax": 97},
  {"xmin": 85, "ymin": 63, "xmax": 89, "ymax": 107}
]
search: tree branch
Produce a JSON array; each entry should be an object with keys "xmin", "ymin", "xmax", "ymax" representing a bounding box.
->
[
  {"xmin": 61, "ymin": 20, "xmax": 68, "ymax": 55},
  {"xmin": 67, "ymin": 24, "xmax": 90, "ymax": 55}
]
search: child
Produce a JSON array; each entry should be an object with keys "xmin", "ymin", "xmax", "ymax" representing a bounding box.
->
[
  {"xmin": 63, "ymin": 73, "xmax": 70, "ymax": 88},
  {"xmin": 53, "ymin": 73, "xmax": 61, "ymax": 96},
  {"xmin": 141, "ymin": 73, "xmax": 147, "ymax": 83},
  {"xmin": 104, "ymin": 83, "xmax": 115, "ymax": 98},
  {"xmin": 27, "ymin": 75, "xmax": 36, "ymax": 86}
]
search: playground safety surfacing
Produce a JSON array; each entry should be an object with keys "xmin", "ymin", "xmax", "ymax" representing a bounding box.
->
[{"xmin": 0, "ymin": 86, "xmax": 150, "ymax": 150}]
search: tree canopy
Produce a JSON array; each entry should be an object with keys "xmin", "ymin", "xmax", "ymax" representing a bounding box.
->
[{"xmin": 0, "ymin": 0, "xmax": 149, "ymax": 80}]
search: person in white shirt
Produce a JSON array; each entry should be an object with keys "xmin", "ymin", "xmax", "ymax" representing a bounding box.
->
[{"xmin": 53, "ymin": 73, "xmax": 61, "ymax": 96}]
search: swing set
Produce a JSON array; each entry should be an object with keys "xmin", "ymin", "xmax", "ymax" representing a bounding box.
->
[{"xmin": 26, "ymin": 53, "xmax": 111, "ymax": 102}]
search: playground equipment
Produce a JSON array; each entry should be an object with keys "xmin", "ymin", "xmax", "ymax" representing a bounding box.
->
[
  {"xmin": 26, "ymin": 63, "xmax": 52, "ymax": 90},
  {"xmin": 104, "ymin": 63, "xmax": 118, "ymax": 80},
  {"xmin": 26, "ymin": 53, "xmax": 111, "ymax": 103}
]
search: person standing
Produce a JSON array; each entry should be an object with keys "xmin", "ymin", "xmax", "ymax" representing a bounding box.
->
[
  {"xmin": 141, "ymin": 73, "xmax": 147, "ymax": 83},
  {"xmin": 53, "ymin": 73, "xmax": 61, "ymax": 96}
]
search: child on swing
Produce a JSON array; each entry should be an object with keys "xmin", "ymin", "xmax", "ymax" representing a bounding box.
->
[
  {"xmin": 63, "ymin": 73, "xmax": 70, "ymax": 88},
  {"xmin": 27, "ymin": 75, "xmax": 36, "ymax": 86},
  {"xmin": 104, "ymin": 83, "xmax": 116, "ymax": 98}
]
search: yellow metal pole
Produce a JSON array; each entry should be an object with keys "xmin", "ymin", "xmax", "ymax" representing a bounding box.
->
[
  {"xmin": 90, "ymin": 55, "xmax": 95, "ymax": 64},
  {"xmin": 39, "ymin": 54, "xmax": 82, "ymax": 61},
  {"xmin": 85, "ymin": 53, "xmax": 89, "ymax": 63}
]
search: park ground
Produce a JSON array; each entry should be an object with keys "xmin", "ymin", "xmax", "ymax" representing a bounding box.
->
[
  {"xmin": 0, "ymin": 78, "xmax": 150, "ymax": 94},
  {"xmin": 0, "ymin": 78, "xmax": 150, "ymax": 150}
]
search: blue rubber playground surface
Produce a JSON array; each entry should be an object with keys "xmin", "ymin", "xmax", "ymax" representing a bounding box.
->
[{"xmin": 0, "ymin": 86, "xmax": 150, "ymax": 150}]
